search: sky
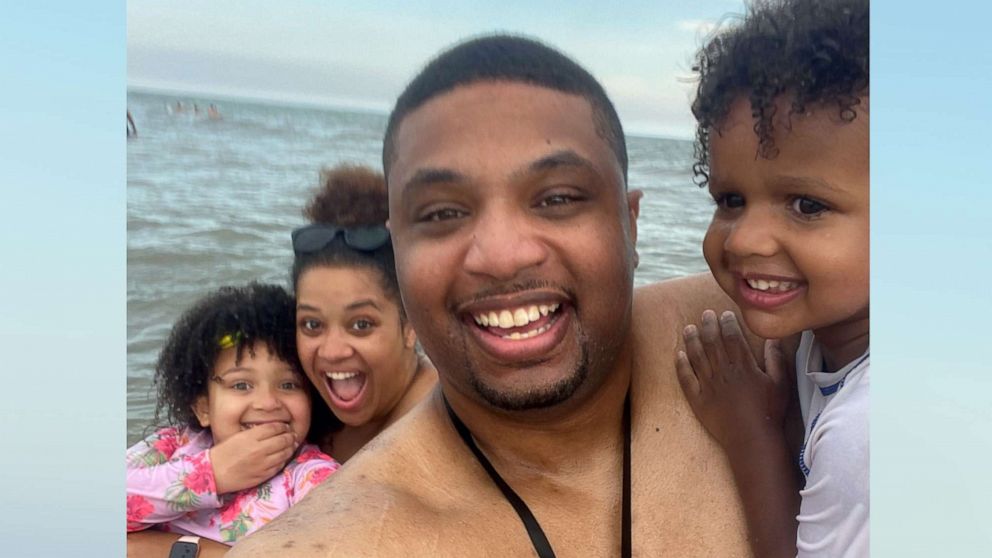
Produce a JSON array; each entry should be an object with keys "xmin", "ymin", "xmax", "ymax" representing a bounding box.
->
[{"xmin": 127, "ymin": 0, "xmax": 746, "ymax": 138}]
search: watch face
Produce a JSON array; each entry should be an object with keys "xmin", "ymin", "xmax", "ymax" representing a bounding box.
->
[{"xmin": 168, "ymin": 541, "xmax": 199, "ymax": 558}]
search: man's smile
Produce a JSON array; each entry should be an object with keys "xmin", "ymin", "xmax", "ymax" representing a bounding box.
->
[
  {"xmin": 470, "ymin": 303, "xmax": 561, "ymax": 339},
  {"xmin": 457, "ymin": 291, "xmax": 574, "ymax": 364}
]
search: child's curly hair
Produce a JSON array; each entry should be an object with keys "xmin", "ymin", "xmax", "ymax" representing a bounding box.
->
[
  {"xmin": 691, "ymin": 0, "xmax": 869, "ymax": 186},
  {"xmin": 152, "ymin": 283, "xmax": 334, "ymax": 442}
]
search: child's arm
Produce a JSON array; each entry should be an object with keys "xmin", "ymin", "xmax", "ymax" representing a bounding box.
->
[
  {"xmin": 127, "ymin": 531, "xmax": 230, "ymax": 558},
  {"xmin": 675, "ymin": 310, "xmax": 799, "ymax": 558},
  {"xmin": 287, "ymin": 446, "xmax": 340, "ymax": 505},
  {"xmin": 125, "ymin": 429, "xmax": 223, "ymax": 530},
  {"xmin": 127, "ymin": 423, "xmax": 297, "ymax": 532},
  {"xmin": 126, "ymin": 424, "xmax": 300, "ymax": 531}
]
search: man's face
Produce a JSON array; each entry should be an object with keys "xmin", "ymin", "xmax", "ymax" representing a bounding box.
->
[{"xmin": 388, "ymin": 81, "xmax": 640, "ymax": 411}]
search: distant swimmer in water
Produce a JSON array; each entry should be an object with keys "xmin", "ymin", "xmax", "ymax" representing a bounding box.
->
[
  {"xmin": 207, "ymin": 104, "xmax": 221, "ymax": 120},
  {"xmin": 172, "ymin": 101, "xmax": 185, "ymax": 114},
  {"xmin": 127, "ymin": 110, "xmax": 137, "ymax": 137}
]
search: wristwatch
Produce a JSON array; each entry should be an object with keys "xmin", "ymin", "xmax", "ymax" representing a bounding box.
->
[{"xmin": 168, "ymin": 535, "xmax": 200, "ymax": 558}]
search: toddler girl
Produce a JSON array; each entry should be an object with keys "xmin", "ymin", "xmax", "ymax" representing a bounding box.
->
[{"xmin": 126, "ymin": 283, "xmax": 339, "ymax": 545}]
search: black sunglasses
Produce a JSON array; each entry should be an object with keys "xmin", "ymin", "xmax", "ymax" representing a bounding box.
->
[{"xmin": 291, "ymin": 224, "xmax": 391, "ymax": 255}]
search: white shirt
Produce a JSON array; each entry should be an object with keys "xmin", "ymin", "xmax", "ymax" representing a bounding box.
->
[{"xmin": 795, "ymin": 330, "xmax": 870, "ymax": 558}]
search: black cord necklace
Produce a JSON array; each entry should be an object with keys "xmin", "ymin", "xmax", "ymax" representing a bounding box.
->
[{"xmin": 443, "ymin": 390, "xmax": 632, "ymax": 558}]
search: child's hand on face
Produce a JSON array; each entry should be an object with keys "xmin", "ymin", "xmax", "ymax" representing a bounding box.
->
[
  {"xmin": 676, "ymin": 310, "xmax": 790, "ymax": 455},
  {"xmin": 209, "ymin": 422, "xmax": 300, "ymax": 495}
]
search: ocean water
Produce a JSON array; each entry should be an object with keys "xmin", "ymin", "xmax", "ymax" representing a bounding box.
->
[{"xmin": 126, "ymin": 90, "xmax": 714, "ymax": 445}]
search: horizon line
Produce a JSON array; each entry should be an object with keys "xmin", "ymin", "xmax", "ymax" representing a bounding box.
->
[{"xmin": 126, "ymin": 82, "xmax": 693, "ymax": 142}]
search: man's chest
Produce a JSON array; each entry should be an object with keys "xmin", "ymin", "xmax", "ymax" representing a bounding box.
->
[{"xmin": 629, "ymin": 391, "xmax": 752, "ymax": 557}]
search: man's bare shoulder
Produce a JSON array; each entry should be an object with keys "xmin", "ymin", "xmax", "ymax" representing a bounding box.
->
[
  {"xmin": 630, "ymin": 274, "xmax": 754, "ymax": 555},
  {"xmin": 634, "ymin": 273, "xmax": 763, "ymax": 358},
  {"xmin": 630, "ymin": 274, "xmax": 735, "ymax": 436},
  {"xmin": 229, "ymin": 397, "xmax": 457, "ymax": 557},
  {"xmin": 634, "ymin": 273, "xmax": 730, "ymax": 321},
  {"xmin": 228, "ymin": 472, "xmax": 432, "ymax": 556}
]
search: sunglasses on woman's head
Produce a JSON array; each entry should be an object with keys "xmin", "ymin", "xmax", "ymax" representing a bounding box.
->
[{"xmin": 291, "ymin": 224, "xmax": 390, "ymax": 255}]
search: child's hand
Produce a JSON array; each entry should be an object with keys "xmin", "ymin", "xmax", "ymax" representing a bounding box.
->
[
  {"xmin": 209, "ymin": 422, "xmax": 300, "ymax": 495},
  {"xmin": 676, "ymin": 310, "xmax": 789, "ymax": 454}
]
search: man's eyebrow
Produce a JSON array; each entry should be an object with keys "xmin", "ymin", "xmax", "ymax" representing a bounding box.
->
[
  {"xmin": 401, "ymin": 167, "xmax": 468, "ymax": 198},
  {"xmin": 400, "ymin": 150, "xmax": 595, "ymax": 198},
  {"xmin": 526, "ymin": 149, "xmax": 596, "ymax": 174}
]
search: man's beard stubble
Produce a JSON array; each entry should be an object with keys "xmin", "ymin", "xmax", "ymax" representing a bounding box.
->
[{"xmin": 467, "ymin": 342, "xmax": 591, "ymax": 411}]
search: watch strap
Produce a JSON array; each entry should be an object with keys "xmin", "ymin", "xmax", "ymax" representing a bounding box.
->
[{"xmin": 168, "ymin": 535, "xmax": 201, "ymax": 558}]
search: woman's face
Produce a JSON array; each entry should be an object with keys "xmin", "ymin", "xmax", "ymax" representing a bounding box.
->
[{"xmin": 295, "ymin": 266, "xmax": 417, "ymax": 427}]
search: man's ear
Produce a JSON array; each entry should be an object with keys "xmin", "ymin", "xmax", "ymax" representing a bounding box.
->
[
  {"xmin": 192, "ymin": 396, "xmax": 211, "ymax": 428},
  {"xmin": 626, "ymin": 189, "xmax": 643, "ymax": 267}
]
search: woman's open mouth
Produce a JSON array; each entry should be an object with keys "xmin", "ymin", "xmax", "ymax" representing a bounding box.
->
[{"xmin": 323, "ymin": 370, "xmax": 369, "ymax": 412}]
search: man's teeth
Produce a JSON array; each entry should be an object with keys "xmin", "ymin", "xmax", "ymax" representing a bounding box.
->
[
  {"xmin": 746, "ymin": 278, "xmax": 798, "ymax": 292},
  {"xmin": 473, "ymin": 304, "xmax": 559, "ymax": 329},
  {"xmin": 325, "ymin": 371, "xmax": 360, "ymax": 380},
  {"xmin": 504, "ymin": 324, "xmax": 552, "ymax": 340}
]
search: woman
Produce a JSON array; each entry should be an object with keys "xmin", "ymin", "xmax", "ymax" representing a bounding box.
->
[{"xmin": 291, "ymin": 164, "xmax": 437, "ymax": 463}]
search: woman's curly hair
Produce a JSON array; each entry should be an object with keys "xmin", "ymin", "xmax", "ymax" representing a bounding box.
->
[
  {"xmin": 691, "ymin": 0, "xmax": 869, "ymax": 186},
  {"xmin": 305, "ymin": 165, "xmax": 389, "ymax": 227},
  {"xmin": 151, "ymin": 283, "xmax": 334, "ymax": 443},
  {"xmin": 292, "ymin": 164, "xmax": 401, "ymax": 313}
]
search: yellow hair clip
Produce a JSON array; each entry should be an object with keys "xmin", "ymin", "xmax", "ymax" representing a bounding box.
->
[{"xmin": 218, "ymin": 331, "xmax": 243, "ymax": 349}]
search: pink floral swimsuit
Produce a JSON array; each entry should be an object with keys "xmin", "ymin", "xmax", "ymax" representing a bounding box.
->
[{"xmin": 126, "ymin": 427, "xmax": 339, "ymax": 545}]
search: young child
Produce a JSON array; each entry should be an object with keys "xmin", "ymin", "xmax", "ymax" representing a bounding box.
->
[
  {"xmin": 126, "ymin": 283, "xmax": 340, "ymax": 545},
  {"xmin": 675, "ymin": 0, "xmax": 869, "ymax": 556}
]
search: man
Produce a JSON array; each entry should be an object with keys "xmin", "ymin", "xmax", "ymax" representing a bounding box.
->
[{"xmin": 232, "ymin": 35, "xmax": 756, "ymax": 557}]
